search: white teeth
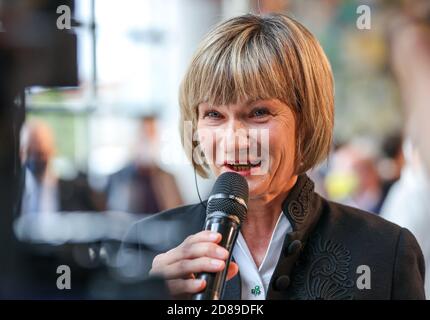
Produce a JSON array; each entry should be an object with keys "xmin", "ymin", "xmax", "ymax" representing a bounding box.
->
[
  {"xmin": 228, "ymin": 162, "xmax": 261, "ymax": 170},
  {"xmin": 227, "ymin": 163, "xmax": 262, "ymax": 171},
  {"xmin": 232, "ymin": 165, "xmax": 251, "ymax": 171}
]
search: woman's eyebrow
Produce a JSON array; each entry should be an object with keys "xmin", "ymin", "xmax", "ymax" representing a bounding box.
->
[{"xmin": 247, "ymin": 99, "xmax": 275, "ymax": 107}]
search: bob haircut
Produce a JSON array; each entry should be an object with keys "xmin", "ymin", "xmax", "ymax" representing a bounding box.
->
[{"xmin": 179, "ymin": 13, "xmax": 334, "ymax": 178}]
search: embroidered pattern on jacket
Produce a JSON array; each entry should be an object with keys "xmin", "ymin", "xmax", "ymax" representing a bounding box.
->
[
  {"xmin": 287, "ymin": 178, "xmax": 314, "ymax": 223},
  {"xmin": 289, "ymin": 233, "xmax": 354, "ymax": 300}
]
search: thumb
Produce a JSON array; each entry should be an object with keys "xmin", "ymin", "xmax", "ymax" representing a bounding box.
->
[{"xmin": 226, "ymin": 261, "xmax": 239, "ymax": 281}]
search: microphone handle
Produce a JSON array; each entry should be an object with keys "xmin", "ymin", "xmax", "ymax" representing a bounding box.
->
[{"xmin": 192, "ymin": 213, "xmax": 240, "ymax": 300}]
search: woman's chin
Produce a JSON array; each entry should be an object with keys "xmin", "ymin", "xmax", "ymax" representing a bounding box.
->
[{"xmin": 245, "ymin": 175, "xmax": 270, "ymax": 197}]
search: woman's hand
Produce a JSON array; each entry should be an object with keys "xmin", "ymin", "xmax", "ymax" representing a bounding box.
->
[{"xmin": 149, "ymin": 230, "xmax": 239, "ymax": 299}]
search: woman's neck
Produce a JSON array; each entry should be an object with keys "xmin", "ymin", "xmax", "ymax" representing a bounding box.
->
[
  {"xmin": 242, "ymin": 194, "xmax": 285, "ymax": 237},
  {"xmin": 240, "ymin": 175, "xmax": 298, "ymax": 267}
]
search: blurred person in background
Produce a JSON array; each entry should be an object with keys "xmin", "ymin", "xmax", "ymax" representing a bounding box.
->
[
  {"xmin": 379, "ymin": 132, "xmax": 404, "ymax": 195},
  {"xmin": 381, "ymin": 1, "xmax": 430, "ymax": 298},
  {"xmin": 325, "ymin": 138, "xmax": 385, "ymax": 214},
  {"xmin": 105, "ymin": 115, "xmax": 183, "ymax": 214},
  {"xmin": 20, "ymin": 120, "xmax": 101, "ymax": 215}
]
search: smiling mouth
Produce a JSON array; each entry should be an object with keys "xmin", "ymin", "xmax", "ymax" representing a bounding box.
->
[{"xmin": 224, "ymin": 161, "xmax": 261, "ymax": 172}]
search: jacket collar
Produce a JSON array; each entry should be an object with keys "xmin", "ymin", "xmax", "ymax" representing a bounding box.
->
[{"xmin": 282, "ymin": 173, "xmax": 322, "ymax": 239}]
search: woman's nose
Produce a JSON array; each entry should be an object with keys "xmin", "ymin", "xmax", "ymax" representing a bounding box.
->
[
  {"xmin": 222, "ymin": 120, "xmax": 249, "ymax": 161},
  {"xmin": 223, "ymin": 118, "xmax": 248, "ymax": 140}
]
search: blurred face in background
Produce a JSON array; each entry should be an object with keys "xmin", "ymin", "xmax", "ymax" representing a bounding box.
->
[
  {"xmin": 325, "ymin": 143, "xmax": 382, "ymax": 210},
  {"xmin": 21, "ymin": 121, "xmax": 55, "ymax": 181},
  {"xmin": 135, "ymin": 117, "xmax": 159, "ymax": 166}
]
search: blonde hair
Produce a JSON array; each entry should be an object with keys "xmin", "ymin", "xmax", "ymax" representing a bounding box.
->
[{"xmin": 179, "ymin": 13, "xmax": 334, "ymax": 178}]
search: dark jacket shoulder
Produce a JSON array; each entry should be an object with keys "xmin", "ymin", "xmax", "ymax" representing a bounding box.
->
[
  {"xmin": 130, "ymin": 202, "xmax": 206, "ymax": 249},
  {"xmin": 116, "ymin": 202, "xmax": 206, "ymax": 280},
  {"xmin": 286, "ymin": 196, "xmax": 426, "ymax": 300}
]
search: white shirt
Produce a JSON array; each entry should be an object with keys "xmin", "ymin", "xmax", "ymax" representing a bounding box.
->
[
  {"xmin": 232, "ymin": 212, "xmax": 291, "ymax": 300},
  {"xmin": 21, "ymin": 169, "xmax": 59, "ymax": 215},
  {"xmin": 381, "ymin": 162, "xmax": 430, "ymax": 299}
]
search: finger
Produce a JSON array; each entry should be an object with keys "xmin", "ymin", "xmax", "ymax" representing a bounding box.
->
[
  {"xmin": 160, "ymin": 257, "xmax": 226, "ymax": 279},
  {"xmin": 152, "ymin": 231, "xmax": 222, "ymax": 268},
  {"xmin": 149, "ymin": 267, "xmax": 195, "ymax": 280},
  {"xmin": 226, "ymin": 261, "xmax": 239, "ymax": 281},
  {"xmin": 167, "ymin": 278, "xmax": 206, "ymax": 296},
  {"xmin": 182, "ymin": 242, "xmax": 229, "ymax": 261}
]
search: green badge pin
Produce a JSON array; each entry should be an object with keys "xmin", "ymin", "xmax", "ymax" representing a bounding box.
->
[{"xmin": 251, "ymin": 285, "xmax": 261, "ymax": 296}]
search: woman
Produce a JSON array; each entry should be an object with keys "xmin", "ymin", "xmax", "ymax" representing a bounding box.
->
[{"xmin": 118, "ymin": 13, "xmax": 425, "ymax": 300}]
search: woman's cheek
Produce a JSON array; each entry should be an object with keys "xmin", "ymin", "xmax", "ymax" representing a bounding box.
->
[
  {"xmin": 197, "ymin": 127, "xmax": 217, "ymax": 166},
  {"xmin": 268, "ymin": 123, "xmax": 295, "ymax": 172}
]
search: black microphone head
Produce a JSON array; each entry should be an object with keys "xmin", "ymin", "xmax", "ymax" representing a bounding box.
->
[{"xmin": 207, "ymin": 172, "xmax": 249, "ymax": 224}]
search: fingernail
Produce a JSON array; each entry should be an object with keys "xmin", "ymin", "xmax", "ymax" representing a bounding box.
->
[
  {"xmin": 209, "ymin": 232, "xmax": 219, "ymax": 241},
  {"xmin": 216, "ymin": 247, "xmax": 228, "ymax": 258},
  {"xmin": 211, "ymin": 259, "xmax": 224, "ymax": 267},
  {"xmin": 194, "ymin": 279, "xmax": 204, "ymax": 288}
]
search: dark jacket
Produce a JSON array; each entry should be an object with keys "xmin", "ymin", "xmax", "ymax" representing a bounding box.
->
[
  {"xmin": 58, "ymin": 173, "xmax": 102, "ymax": 212},
  {"xmin": 117, "ymin": 174, "xmax": 426, "ymax": 300},
  {"xmin": 106, "ymin": 164, "xmax": 183, "ymax": 214}
]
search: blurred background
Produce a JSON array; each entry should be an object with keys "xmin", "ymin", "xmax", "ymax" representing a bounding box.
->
[{"xmin": 1, "ymin": 0, "xmax": 430, "ymax": 298}]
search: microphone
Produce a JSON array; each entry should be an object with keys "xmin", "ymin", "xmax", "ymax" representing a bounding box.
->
[{"xmin": 193, "ymin": 172, "xmax": 249, "ymax": 300}]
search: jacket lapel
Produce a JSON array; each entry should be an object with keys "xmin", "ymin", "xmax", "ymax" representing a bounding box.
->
[
  {"xmin": 221, "ymin": 257, "xmax": 241, "ymax": 300},
  {"xmin": 267, "ymin": 174, "xmax": 323, "ymax": 299},
  {"xmin": 221, "ymin": 273, "xmax": 241, "ymax": 300}
]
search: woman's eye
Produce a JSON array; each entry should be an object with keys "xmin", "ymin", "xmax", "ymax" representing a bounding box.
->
[
  {"xmin": 204, "ymin": 110, "xmax": 222, "ymax": 119},
  {"xmin": 252, "ymin": 108, "xmax": 270, "ymax": 118}
]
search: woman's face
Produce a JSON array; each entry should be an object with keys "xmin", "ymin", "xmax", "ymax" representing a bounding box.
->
[{"xmin": 197, "ymin": 99, "xmax": 297, "ymax": 199}]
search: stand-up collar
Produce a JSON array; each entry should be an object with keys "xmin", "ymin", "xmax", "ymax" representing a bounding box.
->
[{"xmin": 282, "ymin": 174, "xmax": 321, "ymax": 233}]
